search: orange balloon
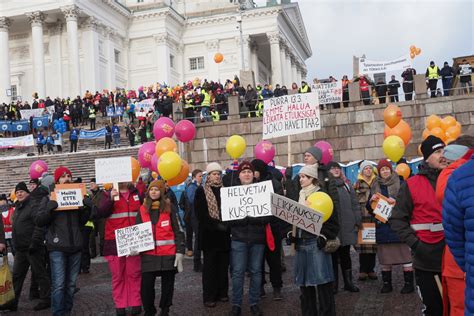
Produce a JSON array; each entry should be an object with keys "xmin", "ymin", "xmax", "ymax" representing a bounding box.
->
[
  {"xmin": 440, "ymin": 116, "xmax": 457, "ymax": 131},
  {"xmin": 445, "ymin": 125, "xmax": 461, "ymax": 140},
  {"xmin": 422, "ymin": 128, "xmax": 431, "ymax": 140},
  {"xmin": 410, "ymin": 45, "xmax": 416, "ymax": 53},
  {"xmin": 10, "ymin": 188, "xmax": 16, "ymax": 202},
  {"xmin": 131, "ymin": 157, "xmax": 141, "ymax": 182},
  {"xmin": 430, "ymin": 127, "xmax": 446, "ymax": 141},
  {"xmin": 103, "ymin": 183, "xmax": 113, "ymax": 190},
  {"xmin": 383, "ymin": 104, "xmax": 402, "ymax": 128},
  {"xmin": 155, "ymin": 137, "xmax": 177, "ymax": 158},
  {"xmin": 167, "ymin": 160, "xmax": 190, "ymax": 186},
  {"xmin": 415, "ymin": 48, "xmax": 421, "ymax": 55},
  {"xmin": 445, "ymin": 137, "xmax": 457, "ymax": 144},
  {"xmin": 425, "ymin": 115, "xmax": 442, "ymax": 130},
  {"xmin": 410, "ymin": 52, "xmax": 416, "ymax": 59},
  {"xmin": 214, "ymin": 53, "xmax": 224, "ymax": 64},
  {"xmin": 395, "ymin": 163, "xmax": 411, "ymax": 180},
  {"xmin": 384, "ymin": 120, "xmax": 412, "ymax": 146}
]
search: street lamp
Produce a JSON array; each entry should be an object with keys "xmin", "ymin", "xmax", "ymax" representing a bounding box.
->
[
  {"xmin": 236, "ymin": 13, "xmax": 245, "ymax": 70},
  {"xmin": 174, "ymin": 103, "xmax": 183, "ymax": 121}
]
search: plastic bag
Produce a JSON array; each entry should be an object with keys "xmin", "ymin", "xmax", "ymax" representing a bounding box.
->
[{"xmin": 0, "ymin": 256, "xmax": 14, "ymax": 306}]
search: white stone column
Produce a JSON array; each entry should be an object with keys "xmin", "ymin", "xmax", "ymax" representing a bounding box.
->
[
  {"xmin": 154, "ymin": 33, "xmax": 171, "ymax": 85},
  {"xmin": 285, "ymin": 50, "xmax": 294, "ymax": 87},
  {"xmin": 205, "ymin": 40, "xmax": 219, "ymax": 81},
  {"xmin": 177, "ymin": 44, "xmax": 185, "ymax": 84},
  {"xmin": 61, "ymin": 5, "xmax": 82, "ymax": 97},
  {"xmin": 0, "ymin": 17, "xmax": 11, "ymax": 104},
  {"xmin": 250, "ymin": 41, "xmax": 259, "ymax": 82},
  {"xmin": 106, "ymin": 28, "xmax": 117, "ymax": 91},
  {"xmin": 48, "ymin": 23, "xmax": 64, "ymax": 98},
  {"xmin": 279, "ymin": 44, "xmax": 287, "ymax": 86},
  {"xmin": 26, "ymin": 11, "xmax": 46, "ymax": 99},
  {"xmin": 243, "ymin": 35, "xmax": 252, "ymax": 71},
  {"xmin": 296, "ymin": 66, "xmax": 302, "ymax": 85},
  {"xmin": 291, "ymin": 58, "xmax": 298, "ymax": 85},
  {"xmin": 82, "ymin": 17, "xmax": 100, "ymax": 93},
  {"xmin": 123, "ymin": 38, "xmax": 130, "ymax": 89},
  {"xmin": 267, "ymin": 32, "xmax": 282, "ymax": 87}
]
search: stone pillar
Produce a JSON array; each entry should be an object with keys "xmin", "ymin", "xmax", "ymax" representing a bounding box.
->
[
  {"xmin": 0, "ymin": 17, "xmax": 11, "ymax": 104},
  {"xmin": 82, "ymin": 17, "xmax": 100, "ymax": 93},
  {"xmin": 348, "ymin": 81, "xmax": 361, "ymax": 105},
  {"xmin": 154, "ymin": 33, "xmax": 171, "ymax": 85},
  {"xmin": 243, "ymin": 35, "xmax": 252, "ymax": 71},
  {"xmin": 291, "ymin": 58, "xmax": 298, "ymax": 86},
  {"xmin": 228, "ymin": 95, "xmax": 239, "ymax": 120},
  {"xmin": 250, "ymin": 41, "xmax": 259, "ymax": 82},
  {"xmin": 26, "ymin": 11, "xmax": 46, "ymax": 99},
  {"xmin": 123, "ymin": 38, "xmax": 130, "ymax": 89},
  {"xmin": 206, "ymin": 39, "xmax": 219, "ymax": 81},
  {"xmin": 414, "ymin": 74, "xmax": 428, "ymax": 99},
  {"xmin": 296, "ymin": 64, "xmax": 302, "ymax": 85},
  {"xmin": 267, "ymin": 32, "xmax": 282, "ymax": 87},
  {"xmin": 106, "ymin": 28, "xmax": 117, "ymax": 91},
  {"xmin": 61, "ymin": 5, "xmax": 82, "ymax": 97},
  {"xmin": 177, "ymin": 44, "xmax": 185, "ymax": 84},
  {"xmin": 279, "ymin": 44, "xmax": 287, "ymax": 85},
  {"xmin": 284, "ymin": 50, "xmax": 293, "ymax": 87},
  {"xmin": 48, "ymin": 23, "xmax": 64, "ymax": 97}
]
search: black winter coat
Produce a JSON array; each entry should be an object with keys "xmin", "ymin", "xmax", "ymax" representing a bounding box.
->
[{"xmin": 12, "ymin": 196, "xmax": 46, "ymax": 251}]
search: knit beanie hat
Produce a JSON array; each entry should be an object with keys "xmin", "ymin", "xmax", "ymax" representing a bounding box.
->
[
  {"xmin": 206, "ymin": 162, "xmax": 222, "ymax": 174},
  {"xmin": 54, "ymin": 166, "xmax": 72, "ymax": 183},
  {"xmin": 237, "ymin": 161, "xmax": 254, "ymax": 175},
  {"xmin": 147, "ymin": 180, "xmax": 166, "ymax": 198},
  {"xmin": 299, "ymin": 165, "xmax": 318, "ymax": 179},
  {"xmin": 359, "ymin": 160, "xmax": 374, "ymax": 174},
  {"xmin": 15, "ymin": 182, "xmax": 29, "ymax": 193},
  {"xmin": 443, "ymin": 144, "xmax": 469, "ymax": 161},
  {"xmin": 376, "ymin": 159, "xmax": 393, "ymax": 174},
  {"xmin": 304, "ymin": 147, "xmax": 323, "ymax": 162},
  {"xmin": 421, "ymin": 135, "xmax": 445, "ymax": 160},
  {"xmin": 326, "ymin": 161, "xmax": 341, "ymax": 170},
  {"xmin": 251, "ymin": 159, "xmax": 268, "ymax": 178}
]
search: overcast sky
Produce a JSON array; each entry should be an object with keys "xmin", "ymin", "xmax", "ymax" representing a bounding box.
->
[{"xmin": 258, "ymin": 0, "xmax": 474, "ymax": 81}]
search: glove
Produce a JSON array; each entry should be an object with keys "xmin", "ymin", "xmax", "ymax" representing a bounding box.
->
[
  {"xmin": 47, "ymin": 200, "xmax": 59, "ymax": 213},
  {"xmin": 82, "ymin": 197, "xmax": 93, "ymax": 209},
  {"xmin": 174, "ymin": 253, "xmax": 184, "ymax": 273},
  {"xmin": 286, "ymin": 231, "xmax": 297, "ymax": 245},
  {"xmin": 317, "ymin": 235, "xmax": 327, "ymax": 250}
]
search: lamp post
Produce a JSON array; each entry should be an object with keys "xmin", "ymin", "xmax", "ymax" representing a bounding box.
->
[
  {"xmin": 237, "ymin": 13, "xmax": 245, "ymax": 70},
  {"xmin": 174, "ymin": 103, "xmax": 183, "ymax": 121}
]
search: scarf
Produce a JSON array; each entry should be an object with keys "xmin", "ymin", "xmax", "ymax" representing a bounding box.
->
[
  {"xmin": 371, "ymin": 172, "xmax": 400, "ymax": 199},
  {"xmin": 150, "ymin": 200, "xmax": 160, "ymax": 211},
  {"xmin": 204, "ymin": 176, "xmax": 222, "ymax": 220},
  {"xmin": 298, "ymin": 183, "xmax": 320, "ymax": 205}
]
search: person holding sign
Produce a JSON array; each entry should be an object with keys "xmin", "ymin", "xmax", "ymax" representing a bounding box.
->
[
  {"xmin": 290, "ymin": 165, "xmax": 338, "ymax": 316},
  {"xmin": 367, "ymin": 159, "xmax": 413, "ymax": 294},
  {"xmin": 136, "ymin": 180, "xmax": 185, "ymax": 316},
  {"xmin": 97, "ymin": 182, "xmax": 143, "ymax": 316}
]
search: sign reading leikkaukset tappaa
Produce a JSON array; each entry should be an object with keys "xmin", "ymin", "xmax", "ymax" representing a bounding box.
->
[{"xmin": 50, "ymin": 183, "xmax": 87, "ymax": 211}]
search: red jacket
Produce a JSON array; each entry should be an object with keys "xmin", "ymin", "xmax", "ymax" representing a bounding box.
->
[{"xmin": 2, "ymin": 207, "xmax": 13, "ymax": 239}]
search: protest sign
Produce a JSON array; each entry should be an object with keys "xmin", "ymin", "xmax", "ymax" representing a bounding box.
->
[
  {"xmin": 370, "ymin": 193, "xmax": 395, "ymax": 223},
  {"xmin": 220, "ymin": 180, "xmax": 274, "ymax": 221},
  {"xmin": 10, "ymin": 120, "xmax": 29, "ymax": 132},
  {"xmin": 135, "ymin": 99, "xmax": 155, "ymax": 113},
  {"xmin": 80, "ymin": 128, "xmax": 107, "ymax": 139},
  {"xmin": 115, "ymin": 222, "xmax": 155, "ymax": 257},
  {"xmin": 0, "ymin": 135, "xmax": 34, "ymax": 149},
  {"xmin": 271, "ymin": 193, "xmax": 323, "ymax": 236},
  {"xmin": 359, "ymin": 54, "xmax": 412, "ymax": 75},
  {"xmin": 50, "ymin": 183, "xmax": 87, "ymax": 211},
  {"xmin": 95, "ymin": 156, "xmax": 132, "ymax": 184},
  {"xmin": 358, "ymin": 223, "xmax": 376, "ymax": 244},
  {"xmin": 262, "ymin": 93, "xmax": 320, "ymax": 140},
  {"xmin": 311, "ymin": 81, "xmax": 342, "ymax": 105}
]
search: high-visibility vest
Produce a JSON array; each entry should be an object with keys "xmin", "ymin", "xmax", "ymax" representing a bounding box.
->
[
  {"xmin": 201, "ymin": 91, "xmax": 210, "ymax": 107},
  {"xmin": 428, "ymin": 66, "xmax": 439, "ymax": 80},
  {"xmin": 104, "ymin": 191, "xmax": 141, "ymax": 240},
  {"xmin": 139, "ymin": 206, "xmax": 176, "ymax": 256},
  {"xmin": 299, "ymin": 85, "xmax": 309, "ymax": 93},
  {"xmin": 184, "ymin": 99, "xmax": 194, "ymax": 109},
  {"xmin": 85, "ymin": 221, "xmax": 95, "ymax": 229},
  {"xmin": 255, "ymin": 94, "xmax": 264, "ymax": 117},
  {"xmin": 2, "ymin": 207, "xmax": 13, "ymax": 239},
  {"xmin": 211, "ymin": 110, "xmax": 220, "ymax": 122},
  {"xmin": 89, "ymin": 108, "xmax": 96, "ymax": 119}
]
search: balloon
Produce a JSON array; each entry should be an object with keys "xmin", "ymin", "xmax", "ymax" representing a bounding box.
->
[
  {"xmin": 150, "ymin": 154, "xmax": 159, "ymax": 173},
  {"xmin": 430, "ymin": 127, "xmax": 446, "ymax": 141},
  {"xmin": 158, "ymin": 151, "xmax": 182, "ymax": 180},
  {"xmin": 415, "ymin": 48, "xmax": 421, "ymax": 55},
  {"xmin": 29, "ymin": 160, "xmax": 48, "ymax": 180},
  {"xmin": 131, "ymin": 157, "xmax": 141, "ymax": 182},
  {"xmin": 410, "ymin": 52, "xmax": 415, "ymax": 59},
  {"xmin": 214, "ymin": 53, "xmax": 224, "ymax": 64},
  {"xmin": 103, "ymin": 183, "xmax": 113, "ymax": 190},
  {"xmin": 254, "ymin": 140, "xmax": 275, "ymax": 164},
  {"xmin": 226, "ymin": 135, "xmax": 246, "ymax": 159},
  {"xmin": 440, "ymin": 115, "xmax": 457, "ymax": 131},
  {"xmin": 307, "ymin": 192, "xmax": 334, "ymax": 223},
  {"xmin": 395, "ymin": 163, "xmax": 411, "ymax": 180},
  {"xmin": 422, "ymin": 128, "xmax": 431, "ymax": 140},
  {"xmin": 383, "ymin": 135, "xmax": 405, "ymax": 162},
  {"xmin": 383, "ymin": 104, "xmax": 402, "ymax": 128},
  {"xmin": 153, "ymin": 117, "xmax": 175, "ymax": 140},
  {"xmin": 445, "ymin": 137, "xmax": 457, "ymax": 144},
  {"xmin": 410, "ymin": 45, "xmax": 416, "ymax": 53},
  {"xmin": 137, "ymin": 142, "xmax": 156, "ymax": 169},
  {"xmin": 425, "ymin": 115, "xmax": 442, "ymax": 130},
  {"xmin": 155, "ymin": 137, "xmax": 177, "ymax": 158},
  {"xmin": 10, "ymin": 188, "xmax": 16, "ymax": 202},
  {"xmin": 167, "ymin": 160, "xmax": 190, "ymax": 186},
  {"xmin": 314, "ymin": 141, "xmax": 334, "ymax": 165},
  {"xmin": 445, "ymin": 125, "xmax": 461, "ymax": 140},
  {"xmin": 175, "ymin": 120, "xmax": 196, "ymax": 143},
  {"xmin": 384, "ymin": 120, "xmax": 412, "ymax": 145}
]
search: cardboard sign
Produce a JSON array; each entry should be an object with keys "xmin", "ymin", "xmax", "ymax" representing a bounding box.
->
[
  {"xmin": 50, "ymin": 184, "xmax": 87, "ymax": 211},
  {"xmin": 271, "ymin": 193, "xmax": 323, "ymax": 236},
  {"xmin": 115, "ymin": 222, "xmax": 155, "ymax": 257},
  {"xmin": 95, "ymin": 156, "xmax": 133, "ymax": 184},
  {"xmin": 371, "ymin": 193, "xmax": 395, "ymax": 224},
  {"xmin": 358, "ymin": 223, "xmax": 376, "ymax": 244},
  {"xmin": 220, "ymin": 180, "xmax": 274, "ymax": 221},
  {"xmin": 262, "ymin": 93, "xmax": 321, "ymax": 140},
  {"xmin": 311, "ymin": 81, "xmax": 343, "ymax": 105}
]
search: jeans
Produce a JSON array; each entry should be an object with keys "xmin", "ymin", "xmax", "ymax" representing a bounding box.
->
[
  {"xmin": 49, "ymin": 251, "xmax": 81, "ymax": 316},
  {"xmin": 442, "ymin": 77, "xmax": 452, "ymax": 96},
  {"xmin": 201, "ymin": 106, "xmax": 211, "ymax": 122},
  {"xmin": 231, "ymin": 240, "xmax": 265, "ymax": 307}
]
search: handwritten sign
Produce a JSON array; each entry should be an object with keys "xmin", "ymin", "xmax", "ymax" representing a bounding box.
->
[
  {"xmin": 373, "ymin": 199, "xmax": 394, "ymax": 224},
  {"xmin": 358, "ymin": 223, "xmax": 376, "ymax": 244},
  {"xmin": 115, "ymin": 222, "xmax": 155, "ymax": 257},
  {"xmin": 262, "ymin": 93, "xmax": 320, "ymax": 140},
  {"xmin": 220, "ymin": 180, "xmax": 274, "ymax": 221},
  {"xmin": 50, "ymin": 184, "xmax": 87, "ymax": 211},
  {"xmin": 271, "ymin": 193, "xmax": 323, "ymax": 236},
  {"xmin": 95, "ymin": 156, "xmax": 132, "ymax": 184},
  {"xmin": 311, "ymin": 81, "xmax": 342, "ymax": 105}
]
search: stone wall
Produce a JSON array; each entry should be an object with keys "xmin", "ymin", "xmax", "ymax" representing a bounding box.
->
[{"xmin": 186, "ymin": 94, "xmax": 474, "ymax": 169}]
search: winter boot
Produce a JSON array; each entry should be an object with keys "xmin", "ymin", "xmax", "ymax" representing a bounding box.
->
[
  {"xmin": 342, "ymin": 269, "xmax": 360, "ymax": 292},
  {"xmin": 400, "ymin": 270, "xmax": 415, "ymax": 294},
  {"xmin": 332, "ymin": 265, "xmax": 339, "ymax": 294},
  {"xmin": 272, "ymin": 287, "xmax": 282, "ymax": 301},
  {"xmin": 380, "ymin": 271, "xmax": 393, "ymax": 293}
]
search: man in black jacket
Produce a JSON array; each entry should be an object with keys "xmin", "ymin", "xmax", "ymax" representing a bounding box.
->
[
  {"xmin": 440, "ymin": 62, "xmax": 455, "ymax": 96},
  {"xmin": 388, "ymin": 75, "xmax": 401, "ymax": 102}
]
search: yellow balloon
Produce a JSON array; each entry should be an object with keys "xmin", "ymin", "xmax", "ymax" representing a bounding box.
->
[
  {"xmin": 307, "ymin": 192, "xmax": 334, "ymax": 223},
  {"xmin": 383, "ymin": 135, "xmax": 405, "ymax": 162},
  {"xmin": 226, "ymin": 135, "xmax": 246, "ymax": 159},
  {"xmin": 158, "ymin": 151, "xmax": 182, "ymax": 180}
]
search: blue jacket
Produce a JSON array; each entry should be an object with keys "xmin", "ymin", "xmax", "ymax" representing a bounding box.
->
[
  {"xmin": 112, "ymin": 126, "xmax": 120, "ymax": 137},
  {"xmin": 36, "ymin": 135, "xmax": 45, "ymax": 145},
  {"xmin": 443, "ymin": 156, "xmax": 474, "ymax": 314},
  {"xmin": 70, "ymin": 129, "xmax": 79, "ymax": 140},
  {"xmin": 185, "ymin": 181, "xmax": 199, "ymax": 219}
]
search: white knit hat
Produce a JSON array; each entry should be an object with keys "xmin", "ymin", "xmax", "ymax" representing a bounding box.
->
[
  {"xmin": 299, "ymin": 165, "xmax": 318, "ymax": 179},
  {"xmin": 206, "ymin": 162, "xmax": 222, "ymax": 174},
  {"xmin": 359, "ymin": 161, "xmax": 374, "ymax": 174}
]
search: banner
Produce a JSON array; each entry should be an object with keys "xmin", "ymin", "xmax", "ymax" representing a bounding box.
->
[
  {"xmin": 311, "ymin": 81, "xmax": 342, "ymax": 105},
  {"xmin": 135, "ymin": 99, "xmax": 155, "ymax": 113},
  {"xmin": 0, "ymin": 135, "xmax": 35, "ymax": 149},
  {"xmin": 32, "ymin": 116, "xmax": 49, "ymax": 129},
  {"xmin": 106, "ymin": 106, "xmax": 115, "ymax": 117},
  {"xmin": 10, "ymin": 120, "xmax": 29, "ymax": 132},
  {"xmin": 50, "ymin": 183, "xmax": 87, "ymax": 211},
  {"xmin": 115, "ymin": 106, "xmax": 124, "ymax": 116},
  {"xmin": 271, "ymin": 193, "xmax": 323, "ymax": 236},
  {"xmin": 0, "ymin": 121, "xmax": 9, "ymax": 132},
  {"xmin": 95, "ymin": 156, "xmax": 133, "ymax": 184},
  {"xmin": 79, "ymin": 128, "xmax": 107, "ymax": 139},
  {"xmin": 220, "ymin": 180, "xmax": 274, "ymax": 221},
  {"xmin": 19, "ymin": 106, "xmax": 54, "ymax": 120},
  {"xmin": 115, "ymin": 222, "xmax": 155, "ymax": 257},
  {"xmin": 262, "ymin": 93, "xmax": 321, "ymax": 140},
  {"xmin": 359, "ymin": 54, "xmax": 412, "ymax": 75}
]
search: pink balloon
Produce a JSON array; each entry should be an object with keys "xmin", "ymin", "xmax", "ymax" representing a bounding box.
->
[
  {"xmin": 150, "ymin": 154, "xmax": 159, "ymax": 173},
  {"xmin": 153, "ymin": 117, "xmax": 175, "ymax": 141},
  {"xmin": 137, "ymin": 142, "xmax": 156, "ymax": 169},
  {"xmin": 314, "ymin": 141, "xmax": 333, "ymax": 165},
  {"xmin": 29, "ymin": 160, "xmax": 48, "ymax": 180},
  {"xmin": 175, "ymin": 120, "xmax": 196, "ymax": 143},
  {"xmin": 254, "ymin": 140, "xmax": 275, "ymax": 164}
]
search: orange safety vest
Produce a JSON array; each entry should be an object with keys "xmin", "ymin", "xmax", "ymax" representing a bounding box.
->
[{"xmin": 139, "ymin": 206, "xmax": 176, "ymax": 256}]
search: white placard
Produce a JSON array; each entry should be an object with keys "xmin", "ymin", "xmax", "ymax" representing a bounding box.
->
[
  {"xmin": 359, "ymin": 54, "xmax": 412, "ymax": 75},
  {"xmin": 220, "ymin": 180, "xmax": 274, "ymax": 221},
  {"xmin": 271, "ymin": 193, "xmax": 323, "ymax": 236},
  {"xmin": 115, "ymin": 222, "xmax": 155, "ymax": 257},
  {"xmin": 358, "ymin": 223, "xmax": 376, "ymax": 244},
  {"xmin": 95, "ymin": 156, "xmax": 132, "ymax": 184},
  {"xmin": 311, "ymin": 81, "xmax": 343, "ymax": 105},
  {"xmin": 373, "ymin": 199, "xmax": 394, "ymax": 223},
  {"xmin": 262, "ymin": 92, "xmax": 321, "ymax": 140}
]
